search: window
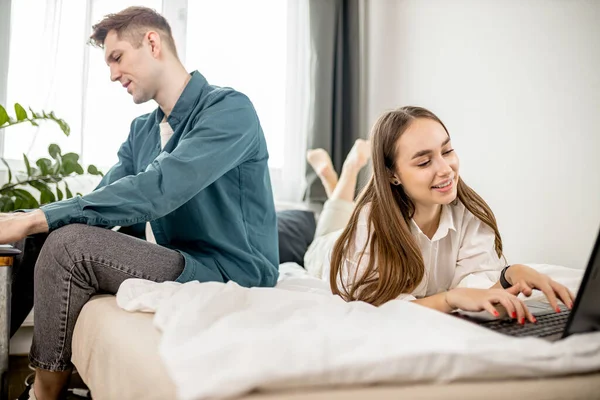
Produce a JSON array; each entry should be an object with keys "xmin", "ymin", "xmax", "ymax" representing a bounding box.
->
[
  {"xmin": 184, "ymin": 0, "xmax": 288, "ymax": 168},
  {"xmin": 5, "ymin": 0, "xmax": 159, "ymax": 168},
  {"xmin": 82, "ymin": 0, "xmax": 161, "ymax": 168},
  {"xmin": 4, "ymin": 0, "xmax": 305, "ymax": 200},
  {"xmin": 5, "ymin": 0, "xmax": 88, "ymax": 160}
]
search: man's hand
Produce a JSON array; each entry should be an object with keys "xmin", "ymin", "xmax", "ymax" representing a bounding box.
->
[
  {"xmin": 505, "ymin": 264, "xmax": 575, "ymax": 312},
  {"xmin": 0, "ymin": 210, "xmax": 49, "ymax": 244}
]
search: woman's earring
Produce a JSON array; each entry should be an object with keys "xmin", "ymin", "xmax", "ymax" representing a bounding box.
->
[{"xmin": 393, "ymin": 179, "xmax": 401, "ymax": 186}]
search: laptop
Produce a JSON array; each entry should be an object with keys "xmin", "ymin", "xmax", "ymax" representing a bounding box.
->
[
  {"xmin": 456, "ymin": 227, "xmax": 600, "ymax": 341},
  {"xmin": 0, "ymin": 244, "xmax": 22, "ymax": 256}
]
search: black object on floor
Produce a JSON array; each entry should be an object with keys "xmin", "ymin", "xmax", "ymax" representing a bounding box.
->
[{"xmin": 8, "ymin": 356, "xmax": 90, "ymax": 400}]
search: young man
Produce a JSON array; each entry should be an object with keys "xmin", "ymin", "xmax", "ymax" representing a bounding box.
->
[{"xmin": 6, "ymin": 6, "xmax": 279, "ymax": 399}]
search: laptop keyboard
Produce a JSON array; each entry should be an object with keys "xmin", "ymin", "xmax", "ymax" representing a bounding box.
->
[{"xmin": 482, "ymin": 310, "xmax": 571, "ymax": 338}]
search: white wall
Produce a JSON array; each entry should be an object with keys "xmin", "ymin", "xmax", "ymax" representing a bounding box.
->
[{"xmin": 365, "ymin": 0, "xmax": 600, "ymax": 269}]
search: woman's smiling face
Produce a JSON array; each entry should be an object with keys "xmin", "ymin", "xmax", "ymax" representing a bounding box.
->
[{"xmin": 392, "ymin": 118, "xmax": 460, "ymax": 208}]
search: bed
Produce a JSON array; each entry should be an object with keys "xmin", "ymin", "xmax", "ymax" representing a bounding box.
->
[
  {"xmin": 72, "ymin": 294, "xmax": 600, "ymax": 400},
  {"xmin": 70, "ymin": 206, "xmax": 600, "ymax": 399}
]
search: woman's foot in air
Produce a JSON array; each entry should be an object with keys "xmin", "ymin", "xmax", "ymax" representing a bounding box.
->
[{"xmin": 307, "ymin": 148, "xmax": 338, "ymax": 198}]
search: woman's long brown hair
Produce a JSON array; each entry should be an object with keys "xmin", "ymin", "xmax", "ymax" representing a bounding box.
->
[{"xmin": 330, "ymin": 106, "xmax": 503, "ymax": 306}]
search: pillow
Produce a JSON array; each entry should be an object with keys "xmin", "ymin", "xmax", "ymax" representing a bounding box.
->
[{"xmin": 277, "ymin": 210, "xmax": 316, "ymax": 267}]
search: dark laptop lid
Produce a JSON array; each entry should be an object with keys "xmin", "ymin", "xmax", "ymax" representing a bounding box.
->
[{"xmin": 563, "ymin": 227, "xmax": 600, "ymax": 338}]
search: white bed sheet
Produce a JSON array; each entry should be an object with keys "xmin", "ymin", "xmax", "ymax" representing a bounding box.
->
[{"xmin": 115, "ymin": 263, "xmax": 600, "ymax": 400}]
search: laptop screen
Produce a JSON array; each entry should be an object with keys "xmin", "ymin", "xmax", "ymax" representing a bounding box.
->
[{"xmin": 564, "ymin": 228, "xmax": 600, "ymax": 337}]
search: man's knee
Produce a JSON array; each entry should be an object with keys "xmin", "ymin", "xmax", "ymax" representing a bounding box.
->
[
  {"xmin": 37, "ymin": 224, "xmax": 93, "ymax": 273},
  {"xmin": 44, "ymin": 224, "xmax": 90, "ymax": 251}
]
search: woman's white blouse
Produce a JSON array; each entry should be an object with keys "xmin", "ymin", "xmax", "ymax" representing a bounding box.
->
[{"xmin": 332, "ymin": 201, "xmax": 505, "ymax": 301}]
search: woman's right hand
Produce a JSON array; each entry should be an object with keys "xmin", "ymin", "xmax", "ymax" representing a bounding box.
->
[{"xmin": 445, "ymin": 285, "xmax": 535, "ymax": 324}]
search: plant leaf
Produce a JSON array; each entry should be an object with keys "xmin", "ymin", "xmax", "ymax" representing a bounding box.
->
[
  {"xmin": 74, "ymin": 164, "xmax": 84, "ymax": 174},
  {"xmin": 0, "ymin": 158, "xmax": 12, "ymax": 183},
  {"xmin": 23, "ymin": 154, "xmax": 32, "ymax": 176},
  {"xmin": 29, "ymin": 180, "xmax": 54, "ymax": 197},
  {"xmin": 1, "ymin": 196, "xmax": 14, "ymax": 212},
  {"xmin": 52, "ymin": 160, "xmax": 61, "ymax": 175},
  {"xmin": 13, "ymin": 188, "xmax": 40, "ymax": 208},
  {"xmin": 28, "ymin": 180, "xmax": 45, "ymax": 191},
  {"xmin": 28, "ymin": 107, "xmax": 40, "ymax": 119},
  {"xmin": 13, "ymin": 197, "xmax": 26, "ymax": 210},
  {"xmin": 61, "ymin": 160, "xmax": 76, "ymax": 175},
  {"xmin": 14, "ymin": 103, "xmax": 28, "ymax": 121},
  {"xmin": 62, "ymin": 153, "xmax": 82, "ymax": 176},
  {"xmin": 65, "ymin": 182, "xmax": 73, "ymax": 199},
  {"xmin": 29, "ymin": 180, "xmax": 55, "ymax": 205},
  {"xmin": 36, "ymin": 158, "xmax": 52, "ymax": 176},
  {"xmin": 56, "ymin": 119, "xmax": 70, "ymax": 136},
  {"xmin": 48, "ymin": 144, "xmax": 62, "ymax": 160},
  {"xmin": 62, "ymin": 153, "xmax": 79, "ymax": 164},
  {"xmin": 40, "ymin": 189, "xmax": 55, "ymax": 205},
  {"xmin": 87, "ymin": 164, "xmax": 103, "ymax": 176},
  {"xmin": 56, "ymin": 187, "xmax": 64, "ymax": 201},
  {"xmin": 45, "ymin": 111, "xmax": 70, "ymax": 136},
  {"xmin": 0, "ymin": 105, "xmax": 8, "ymax": 126}
]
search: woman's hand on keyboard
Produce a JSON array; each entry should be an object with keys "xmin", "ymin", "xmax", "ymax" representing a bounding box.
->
[
  {"xmin": 504, "ymin": 264, "xmax": 575, "ymax": 312},
  {"xmin": 445, "ymin": 285, "xmax": 535, "ymax": 324}
]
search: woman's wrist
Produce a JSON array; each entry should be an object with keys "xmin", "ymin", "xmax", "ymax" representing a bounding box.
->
[
  {"xmin": 412, "ymin": 292, "xmax": 456, "ymax": 313},
  {"xmin": 503, "ymin": 264, "xmax": 525, "ymax": 286},
  {"xmin": 442, "ymin": 291, "xmax": 456, "ymax": 313},
  {"xmin": 500, "ymin": 265, "xmax": 513, "ymax": 288}
]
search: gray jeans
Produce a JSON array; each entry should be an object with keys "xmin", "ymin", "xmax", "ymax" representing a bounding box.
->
[{"xmin": 24, "ymin": 224, "xmax": 184, "ymax": 371}]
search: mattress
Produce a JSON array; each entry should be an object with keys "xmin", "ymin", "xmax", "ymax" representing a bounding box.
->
[{"xmin": 71, "ymin": 295, "xmax": 600, "ymax": 400}]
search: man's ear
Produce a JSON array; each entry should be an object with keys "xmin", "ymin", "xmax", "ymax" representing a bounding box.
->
[{"xmin": 146, "ymin": 31, "xmax": 162, "ymax": 58}]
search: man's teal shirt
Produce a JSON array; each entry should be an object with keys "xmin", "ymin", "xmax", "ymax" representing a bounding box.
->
[{"xmin": 41, "ymin": 71, "xmax": 279, "ymax": 287}]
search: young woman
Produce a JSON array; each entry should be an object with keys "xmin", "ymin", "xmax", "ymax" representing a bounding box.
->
[{"xmin": 306, "ymin": 106, "xmax": 574, "ymax": 324}]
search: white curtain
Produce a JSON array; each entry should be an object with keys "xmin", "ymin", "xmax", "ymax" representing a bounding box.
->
[
  {"xmin": 273, "ymin": 0, "xmax": 310, "ymax": 203},
  {"xmin": 184, "ymin": 0, "xmax": 310, "ymax": 203},
  {"xmin": 25, "ymin": 0, "xmax": 62, "ymax": 155},
  {"xmin": 5, "ymin": 0, "xmax": 87, "ymax": 160}
]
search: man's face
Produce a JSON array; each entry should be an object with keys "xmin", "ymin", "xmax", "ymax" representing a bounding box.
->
[{"xmin": 104, "ymin": 30, "xmax": 159, "ymax": 104}]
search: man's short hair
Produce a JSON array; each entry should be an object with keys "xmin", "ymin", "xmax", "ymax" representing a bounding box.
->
[{"xmin": 89, "ymin": 6, "xmax": 178, "ymax": 58}]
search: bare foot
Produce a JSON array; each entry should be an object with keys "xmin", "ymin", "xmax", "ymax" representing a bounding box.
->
[
  {"xmin": 307, "ymin": 148, "xmax": 338, "ymax": 198},
  {"xmin": 343, "ymin": 139, "xmax": 371, "ymax": 171}
]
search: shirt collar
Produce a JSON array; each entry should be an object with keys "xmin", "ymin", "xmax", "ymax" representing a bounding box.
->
[
  {"xmin": 155, "ymin": 70, "xmax": 208, "ymax": 128},
  {"xmin": 411, "ymin": 204, "xmax": 457, "ymax": 242}
]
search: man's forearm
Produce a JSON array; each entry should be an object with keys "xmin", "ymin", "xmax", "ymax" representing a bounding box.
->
[{"xmin": 25, "ymin": 209, "xmax": 50, "ymax": 234}]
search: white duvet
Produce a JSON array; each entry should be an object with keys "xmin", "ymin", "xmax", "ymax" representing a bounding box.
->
[{"xmin": 116, "ymin": 263, "xmax": 600, "ymax": 400}]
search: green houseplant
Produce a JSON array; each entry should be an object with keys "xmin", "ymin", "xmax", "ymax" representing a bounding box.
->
[{"xmin": 0, "ymin": 103, "xmax": 103, "ymax": 211}]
